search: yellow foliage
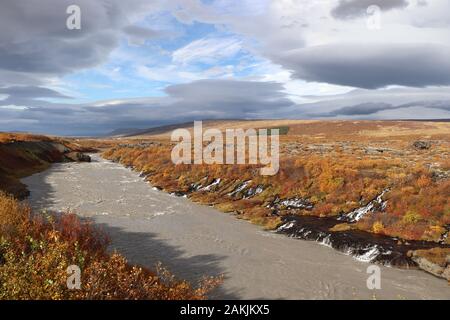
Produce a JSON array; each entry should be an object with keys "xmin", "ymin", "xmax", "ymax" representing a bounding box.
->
[
  {"xmin": 402, "ymin": 211, "xmax": 421, "ymax": 225},
  {"xmin": 372, "ymin": 221, "xmax": 384, "ymax": 234}
]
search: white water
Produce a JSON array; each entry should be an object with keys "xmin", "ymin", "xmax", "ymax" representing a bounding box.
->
[{"xmin": 22, "ymin": 155, "xmax": 449, "ymax": 299}]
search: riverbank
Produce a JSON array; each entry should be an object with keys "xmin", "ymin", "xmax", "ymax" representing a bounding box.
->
[
  {"xmin": 0, "ymin": 192, "xmax": 215, "ymax": 299},
  {"xmin": 0, "ymin": 134, "xmax": 215, "ymax": 300},
  {"xmin": 102, "ymin": 142, "xmax": 450, "ymax": 281},
  {"xmin": 0, "ymin": 133, "xmax": 93, "ymax": 198},
  {"xmin": 22, "ymin": 154, "xmax": 450, "ymax": 299}
]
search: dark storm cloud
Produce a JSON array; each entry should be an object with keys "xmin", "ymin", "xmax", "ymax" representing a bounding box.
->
[
  {"xmin": 396, "ymin": 100, "xmax": 450, "ymax": 111},
  {"xmin": 298, "ymin": 87, "xmax": 450, "ymax": 118},
  {"xmin": 0, "ymin": 0, "xmax": 161, "ymax": 85},
  {"xmin": 165, "ymin": 80, "xmax": 295, "ymax": 119},
  {"xmin": 166, "ymin": 79, "xmax": 288, "ymax": 103},
  {"xmin": 276, "ymin": 44, "xmax": 450, "ymax": 89},
  {"xmin": 0, "ymin": 86, "xmax": 73, "ymax": 109},
  {"xmin": 331, "ymin": 0, "xmax": 409, "ymax": 19},
  {"xmin": 1, "ymin": 81, "xmax": 450, "ymax": 135},
  {"xmin": 325, "ymin": 102, "xmax": 394, "ymax": 116},
  {"xmin": 0, "ymin": 80, "xmax": 296, "ymax": 136},
  {"xmin": 317, "ymin": 100, "xmax": 450, "ymax": 117}
]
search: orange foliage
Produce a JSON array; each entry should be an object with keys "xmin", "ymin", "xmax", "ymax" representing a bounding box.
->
[
  {"xmin": 0, "ymin": 193, "xmax": 220, "ymax": 299},
  {"xmin": 103, "ymin": 131, "xmax": 449, "ymax": 242}
]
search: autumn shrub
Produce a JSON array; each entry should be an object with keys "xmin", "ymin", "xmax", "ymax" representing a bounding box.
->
[
  {"xmin": 103, "ymin": 137, "xmax": 449, "ymax": 242},
  {"xmin": 372, "ymin": 221, "xmax": 384, "ymax": 234},
  {"xmin": 0, "ymin": 193, "xmax": 220, "ymax": 299}
]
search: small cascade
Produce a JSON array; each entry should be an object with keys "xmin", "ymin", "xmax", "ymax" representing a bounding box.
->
[
  {"xmin": 338, "ymin": 189, "xmax": 389, "ymax": 222},
  {"xmin": 189, "ymin": 176, "xmax": 208, "ymax": 192},
  {"xmin": 228, "ymin": 180, "xmax": 252, "ymax": 197},
  {"xmin": 268, "ymin": 197, "xmax": 314, "ymax": 211},
  {"xmin": 276, "ymin": 215, "xmax": 447, "ymax": 267},
  {"xmin": 200, "ymin": 178, "xmax": 221, "ymax": 191},
  {"xmin": 243, "ymin": 185, "xmax": 264, "ymax": 199},
  {"xmin": 439, "ymin": 225, "xmax": 449, "ymax": 244}
]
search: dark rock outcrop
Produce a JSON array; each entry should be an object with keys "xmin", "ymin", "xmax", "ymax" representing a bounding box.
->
[
  {"xmin": 413, "ymin": 140, "xmax": 432, "ymax": 150},
  {"xmin": 277, "ymin": 215, "xmax": 450, "ymax": 268},
  {"xmin": 0, "ymin": 140, "xmax": 91, "ymax": 198},
  {"xmin": 65, "ymin": 152, "xmax": 91, "ymax": 162}
]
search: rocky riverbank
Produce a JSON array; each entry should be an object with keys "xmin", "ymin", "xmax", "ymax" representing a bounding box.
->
[
  {"xmin": 22, "ymin": 154, "xmax": 450, "ymax": 299},
  {"xmin": 0, "ymin": 135, "xmax": 92, "ymax": 198},
  {"xmin": 105, "ymin": 153, "xmax": 450, "ymax": 282},
  {"xmin": 276, "ymin": 215, "xmax": 450, "ymax": 280},
  {"xmin": 101, "ymin": 140, "xmax": 450, "ymax": 282}
]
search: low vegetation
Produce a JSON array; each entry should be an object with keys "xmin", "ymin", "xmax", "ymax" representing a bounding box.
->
[
  {"xmin": 1, "ymin": 122, "xmax": 448, "ymax": 293},
  {"xmin": 0, "ymin": 133, "xmax": 220, "ymax": 299},
  {"xmin": 103, "ymin": 121, "xmax": 450, "ymax": 243},
  {"xmin": 0, "ymin": 192, "xmax": 219, "ymax": 299}
]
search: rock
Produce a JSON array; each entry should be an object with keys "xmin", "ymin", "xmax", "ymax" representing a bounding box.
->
[
  {"xmin": 170, "ymin": 191, "xmax": 187, "ymax": 197},
  {"xmin": 413, "ymin": 141, "xmax": 431, "ymax": 150},
  {"xmin": 65, "ymin": 152, "xmax": 91, "ymax": 162},
  {"xmin": 117, "ymin": 142, "xmax": 161, "ymax": 149},
  {"xmin": 51, "ymin": 142, "xmax": 71, "ymax": 153},
  {"xmin": 364, "ymin": 147, "xmax": 393, "ymax": 154},
  {"xmin": 443, "ymin": 266, "xmax": 450, "ymax": 280},
  {"xmin": 410, "ymin": 249, "xmax": 450, "ymax": 280},
  {"xmin": 431, "ymin": 170, "xmax": 450, "ymax": 181},
  {"xmin": 412, "ymin": 256, "xmax": 447, "ymax": 279},
  {"xmin": 276, "ymin": 197, "xmax": 314, "ymax": 210}
]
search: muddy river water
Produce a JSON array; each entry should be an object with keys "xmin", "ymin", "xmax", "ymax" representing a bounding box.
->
[{"xmin": 22, "ymin": 154, "xmax": 449, "ymax": 299}]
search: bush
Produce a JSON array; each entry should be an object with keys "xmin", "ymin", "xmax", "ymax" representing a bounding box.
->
[
  {"xmin": 103, "ymin": 139, "xmax": 449, "ymax": 242},
  {"xmin": 0, "ymin": 193, "xmax": 220, "ymax": 300},
  {"xmin": 372, "ymin": 221, "xmax": 384, "ymax": 234}
]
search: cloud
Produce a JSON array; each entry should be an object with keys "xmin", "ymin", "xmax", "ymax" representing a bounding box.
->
[
  {"xmin": 0, "ymin": 86, "xmax": 71, "ymax": 100},
  {"xmin": 2, "ymin": 82, "xmax": 450, "ymax": 135},
  {"xmin": 318, "ymin": 100, "xmax": 450, "ymax": 117},
  {"xmin": 296, "ymin": 86, "xmax": 450, "ymax": 118},
  {"xmin": 324, "ymin": 102, "xmax": 394, "ymax": 116},
  {"xmin": 0, "ymin": 0, "xmax": 162, "ymax": 86},
  {"xmin": 167, "ymin": 0, "xmax": 306, "ymax": 55},
  {"xmin": 320, "ymin": 103, "xmax": 450, "ymax": 119},
  {"xmin": 172, "ymin": 37, "xmax": 243, "ymax": 65},
  {"xmin": 164, "ymin": 79, "xmax": 295, "ymax": 119},
  {"xmin": 331, "ymin": 0, "xmax": 409, "ymax": 19},
  {"xmin": 165, "ymin": 0, "xmax": 450, "ymax": 90},
  {"xmin": 0, "ymin": 85, "xmax": 73, "ymax": 108},
  {"xmin": 0, "ymin": 79, "xmax": 295, "ymax": 135},
  {"xmin": 275, "ymin": 43, "xmax": 450, "ymax": 89},
  {"xmin": 396, "ymin": 100, "xmax": 450, "ymax": 111},
  {"xmin": 123, "ymin": 25, "xmax": 166, "ymax": 46},
  {"xmin": 1, "ymin": 0, "xmax": 450, "ymax": 135}
]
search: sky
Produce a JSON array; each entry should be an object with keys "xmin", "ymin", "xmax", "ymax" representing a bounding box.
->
[{"xmin": 0, "ymin": 0, "xmax": 450, "ymax": 136}]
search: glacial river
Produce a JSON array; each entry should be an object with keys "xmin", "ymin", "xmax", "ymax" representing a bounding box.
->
[{"xmin": 22, "ymin": 154, "xmax": 449, "ymax": 299}]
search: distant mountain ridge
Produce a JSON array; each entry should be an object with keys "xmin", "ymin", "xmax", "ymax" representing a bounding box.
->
[{"xmin": 108, "ymin": 118, "xmax": 450, "ymax": 138}]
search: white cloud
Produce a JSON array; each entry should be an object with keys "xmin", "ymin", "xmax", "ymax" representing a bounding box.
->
[
  {"xmin": 172, "ymin": 37, "xmax": 242, "ymax": 65},
  {"xmin": 0, "ymin": 104, "xmax": 29, "ymax": 110}
]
